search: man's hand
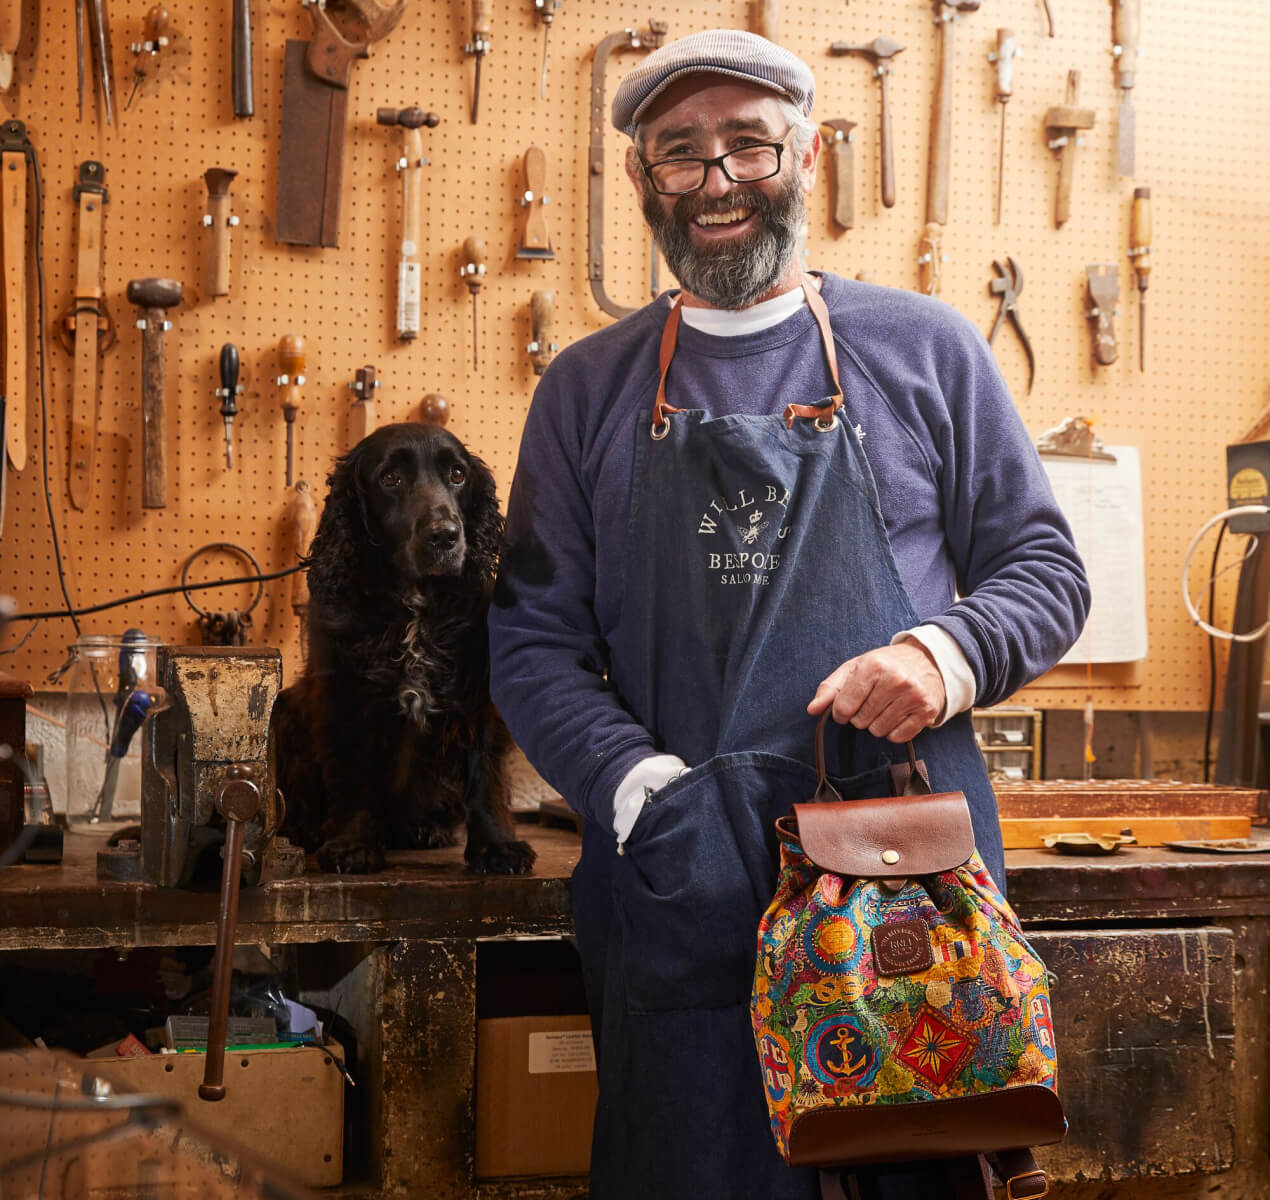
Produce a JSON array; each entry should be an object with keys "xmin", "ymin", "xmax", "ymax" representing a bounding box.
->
[{"xmin": 807, "ymin": 641, "xmax": 946, "ymax": 743}]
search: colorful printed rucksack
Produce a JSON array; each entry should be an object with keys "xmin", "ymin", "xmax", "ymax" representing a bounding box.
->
[{"xmin": 751, "ymin": 715, "xmax": 1066, "ymax": 1188}]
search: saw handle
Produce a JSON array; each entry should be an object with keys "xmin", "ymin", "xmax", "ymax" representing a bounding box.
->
[
  {"xmin": 126, "ymin": 277, "xmax": 182, "ymax": 509},
  {"xmin": 1112, "ymin": 0, "xmax": 1140, "ymax": 90}
]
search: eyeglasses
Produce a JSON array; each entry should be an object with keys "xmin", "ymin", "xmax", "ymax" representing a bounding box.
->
[{"xmin": 640, "ymin": 127, "xmax": 796, "ymax": 196}]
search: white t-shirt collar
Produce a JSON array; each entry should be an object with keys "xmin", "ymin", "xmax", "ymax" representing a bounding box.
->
[{"xmin": 677, "ymin": 285, "xmax": 808, "ymax": 337}]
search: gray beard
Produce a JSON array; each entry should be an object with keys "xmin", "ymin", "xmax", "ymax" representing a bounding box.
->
[{"xmin": 641, "ymin": 169, "xmax": 807, "ymax": 310}]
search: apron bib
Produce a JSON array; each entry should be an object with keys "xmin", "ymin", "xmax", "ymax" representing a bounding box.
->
[{"xmin": 572, "ymin": 279, "xmax": 1002, "ymax": 1200}]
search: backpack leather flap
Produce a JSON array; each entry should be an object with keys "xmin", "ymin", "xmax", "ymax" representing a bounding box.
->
[{"xmin": 791, "ymin": 792, "xmax": 975, "ymax": 878}]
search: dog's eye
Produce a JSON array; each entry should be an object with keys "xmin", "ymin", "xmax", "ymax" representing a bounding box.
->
[
  {"xmin": 448, "ymin": 464, "xmax": 467, "ymax": 485},
  {"xmin": 380, "ymin": 470, "xmax": 402, "ymax": 488}
]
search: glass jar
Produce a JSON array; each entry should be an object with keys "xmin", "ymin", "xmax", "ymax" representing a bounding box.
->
[{"xmin": 64, "ymin": 632, "xmax": 164, "ymax": 824}]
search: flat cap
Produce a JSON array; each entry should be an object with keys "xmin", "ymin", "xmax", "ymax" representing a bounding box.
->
[{"xmin": 611, "ymin": 29, "xmax": 816, "ymax": 138}]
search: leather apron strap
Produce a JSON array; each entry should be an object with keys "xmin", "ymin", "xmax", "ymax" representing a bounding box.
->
[{"xmin": 650, "ymin": 275, "xmax": 844, "ymax": 437}]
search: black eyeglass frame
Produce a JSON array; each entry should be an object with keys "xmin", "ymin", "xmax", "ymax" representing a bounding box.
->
[{"xmin": 639, "ymin": 127, "xmax": 797, "ymax": 196}]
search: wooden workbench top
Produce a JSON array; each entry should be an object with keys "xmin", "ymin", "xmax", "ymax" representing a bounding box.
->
[{"xmin": 2, "ymin": 820, "xmax": 1269, "ymax": 951}]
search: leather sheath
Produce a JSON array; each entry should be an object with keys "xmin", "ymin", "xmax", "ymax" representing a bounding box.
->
[{"xmin": 2, "ymin": 141, "xmax": 26, "ymax": 471}]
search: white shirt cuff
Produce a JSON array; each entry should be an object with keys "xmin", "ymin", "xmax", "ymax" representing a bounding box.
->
[
  {"xmin": 891, "ymin": 625, "xmax": 977, "ymax": 725},
  {"xmin": 613, "ymin": 754, "xmax": 688, "ymax": 842}
]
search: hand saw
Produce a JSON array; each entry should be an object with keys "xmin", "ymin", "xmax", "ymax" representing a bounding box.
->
[{"xmin": 276, "ymin": 0, "xmax": 406, "ymax": 247}]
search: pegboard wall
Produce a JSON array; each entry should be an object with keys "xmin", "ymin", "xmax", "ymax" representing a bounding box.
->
[{"xmin": 1, "ymin": 0, "xmax": 1268, "ymax": 711}]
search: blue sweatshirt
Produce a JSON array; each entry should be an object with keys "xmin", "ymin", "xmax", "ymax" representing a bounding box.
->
[{"xmin": 489, "ymin": 273, "xmax": 1089, "ymax": 829}]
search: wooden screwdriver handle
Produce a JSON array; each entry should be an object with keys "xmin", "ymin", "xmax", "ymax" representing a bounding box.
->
[
  {"xmin": 462, "ymin": 235, "xmax": 486, "ymax": 293},
  {"xmin": 1112, "ymin": 0, "xmax": 1140, "ymax": 90},
  {"xmin": 278, "ymin": 332, "xmax": 306, "ymax": 418},
  {"xmin": 1130, "ymin": 186, "xmax": 1151, "ymax": 289},
  {"xmin": 203, "ymin": 167, "xmax": 237, "ymax": 298},
  {"xmin": 472, "ymin": 0, "xmax": 491, "ymax": 39}
]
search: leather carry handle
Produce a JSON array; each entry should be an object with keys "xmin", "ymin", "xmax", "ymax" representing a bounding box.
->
[{"xmin": 812, "ymin": 709, "xmax": 929, "ymax": 803}]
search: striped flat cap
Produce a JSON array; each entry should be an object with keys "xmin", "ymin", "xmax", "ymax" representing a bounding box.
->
[{"xmin": 611, "ymin": 29, "xmax": 816, "ymax": 137}]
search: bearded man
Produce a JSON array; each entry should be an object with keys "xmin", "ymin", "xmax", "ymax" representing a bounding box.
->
[{"xmin": 490, "ymin": 30, "xmax": 1088, "ymax": 1200}]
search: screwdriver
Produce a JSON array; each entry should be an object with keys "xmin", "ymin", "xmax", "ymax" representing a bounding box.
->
[
  {"xmin": 276, "ymin": 333, "xmax": 306, "ymax": 487},
  {"xmin": 1129, "ymin": 187, "xmax": 1152, "ymax": 372},
  {"xmin": 459, "ymin": 236, "xmax": 486, "ymax": 369},
  {"xmin": 532, "ymin": 0, "xmax": 561, "ymax": 97},
  {"xmin": 217, "ymin": 342, "xmax": 242, "ymax": 469}
]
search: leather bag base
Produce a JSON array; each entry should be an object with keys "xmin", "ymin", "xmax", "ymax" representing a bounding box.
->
[{"xmin": 787, "ymin": 1084, "xmax": 1066, "ymax": 1168}]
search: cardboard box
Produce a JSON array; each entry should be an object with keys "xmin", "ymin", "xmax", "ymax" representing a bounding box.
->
[
  {"xmin": 92, "ymin": 1041, "xmax": 345, "ymax": 1186},
  {"xmin": 476, "ymin": 1015, "xmax": 598, "ymax": 1179}
]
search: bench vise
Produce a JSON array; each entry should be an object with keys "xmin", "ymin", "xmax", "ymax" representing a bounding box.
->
[{"xmin": 98, "ymin": 646, "xmax": 303, "ymax": 886}]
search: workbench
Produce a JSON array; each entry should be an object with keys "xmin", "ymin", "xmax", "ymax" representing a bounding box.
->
[{"xmin": 2, "ymin": 823, "xmax": 1268, "ymax": 1199}]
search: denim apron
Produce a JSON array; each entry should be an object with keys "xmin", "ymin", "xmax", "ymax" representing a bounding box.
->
[{"xmin": 572, "ymin": 278, "xmax": 1003, "ymax": 1200}]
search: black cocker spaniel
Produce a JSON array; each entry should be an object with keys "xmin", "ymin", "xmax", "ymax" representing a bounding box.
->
[{"xmin": 272, "ymin": 422, "xmax": 536, "ymax": 876}]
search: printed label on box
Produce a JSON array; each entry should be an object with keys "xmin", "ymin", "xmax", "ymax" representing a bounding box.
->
[{"xmin": 527, "ymin": 1030, "xmax": 597, "ymax": 1075}]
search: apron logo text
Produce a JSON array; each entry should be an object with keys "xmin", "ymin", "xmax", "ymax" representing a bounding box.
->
[{"xmin": 697, "ymin": 483, "xmax": 792, "ymax": 586}]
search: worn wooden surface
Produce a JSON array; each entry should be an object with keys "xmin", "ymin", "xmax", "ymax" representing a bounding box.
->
[{"xmin": 3, "ymin": 825, "xmax": 1270, "ymax": 1197}]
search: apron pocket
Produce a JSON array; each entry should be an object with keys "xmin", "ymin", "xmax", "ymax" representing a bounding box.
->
[{"xmin": 613, "ymin": 750, "xmax": 818, "ymax": 1014}]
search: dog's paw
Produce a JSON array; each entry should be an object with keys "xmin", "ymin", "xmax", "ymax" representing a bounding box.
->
[
  {"xmin": 316, "ymin": 838, "xmax": 386, "ymax": 875},
  {"xmin": 465, "ymin": 837, "xmax": 537, "ymax": 876}
]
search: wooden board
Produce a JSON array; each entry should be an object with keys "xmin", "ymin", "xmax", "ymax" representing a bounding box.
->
[
  {"xmin": 1002, "ymin": 815, "xmax": 1252, "ymax": 849},
  {"xmin": 996, "ymin": 779, "xmax": 1268, "ymax": 820}
]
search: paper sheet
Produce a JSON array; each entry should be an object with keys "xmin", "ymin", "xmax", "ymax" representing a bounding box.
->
[{"xmin": 1041, "ymin": 446, "xmax": 1148, "ymax": 664}]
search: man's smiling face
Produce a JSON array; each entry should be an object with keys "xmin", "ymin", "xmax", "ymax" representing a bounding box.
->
[{"xmin": 628, "ymin": 77, "xmax": 819, "ymax": 310}]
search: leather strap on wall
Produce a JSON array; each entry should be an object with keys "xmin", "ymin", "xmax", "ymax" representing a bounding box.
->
[
  {"xmin": 68, "ymin": 160, "xmax": 108, "ymax": 511},
  {"xmin": 1, "ymin": 126, "xmax": 27, "ymax": 473}
]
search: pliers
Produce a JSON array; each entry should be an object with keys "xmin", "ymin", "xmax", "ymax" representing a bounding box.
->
[{"xmin": 986, "ymin": 257, "xmax": 1035, "ymax": 394}]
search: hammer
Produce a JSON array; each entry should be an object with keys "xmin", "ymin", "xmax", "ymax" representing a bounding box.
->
[
  {"xmin": 828, "ymin": 36, "xmax": 904, "ymax": 208},
  {"xmin": 927, "ymin": 0, "xmax": 980, "ymax": 226},
  {"xmin": 126, "ymin": 277, "xmax": 182, "ymax": 508}
]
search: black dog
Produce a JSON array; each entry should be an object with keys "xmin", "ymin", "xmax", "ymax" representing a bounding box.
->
[{"xmin": 272, "ymin": 422, "xmax": 536, "ymax": 876}]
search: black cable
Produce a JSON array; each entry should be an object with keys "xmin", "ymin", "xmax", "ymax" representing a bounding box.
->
[
  {"xmin": 10, "ymin": 564, "xmax": 304, "ymax": 622},
  {"xmin": 1203, "ymin": 521, "xmax": 1227, "ymax": 783}
]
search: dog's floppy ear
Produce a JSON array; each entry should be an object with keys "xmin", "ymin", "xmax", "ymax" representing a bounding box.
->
[
  {"xmin": 307, "ymin": 442, "xmax": 373, "ymax": 621},
  {"xmin": 463, "ymin": 449, "xmax": 505, "ymax": 587}
]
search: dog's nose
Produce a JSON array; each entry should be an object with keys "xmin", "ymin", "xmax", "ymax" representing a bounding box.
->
[{"xmin": 428, "ymin": 521, "xmax": 461, "ymax": 551}]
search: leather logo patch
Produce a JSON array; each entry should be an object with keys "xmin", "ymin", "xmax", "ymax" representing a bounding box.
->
[{"xmin": 871, "ymin": 920, "xmax": 934, "ymax": 977}]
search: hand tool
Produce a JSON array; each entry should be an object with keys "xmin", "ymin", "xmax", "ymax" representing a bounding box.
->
[
  {"xmin": 986, "ymin": 257, "xmax": 1035, "ymax": 394},
  {"xmin": 532, "ymin": 0, "xmax": 562, "ymax": 97},
  {"xmin": 126, "ymin": 277, "xmax": 182, "ymax": 508},
  {"xmin": 589, "ymin": 21, "xmax": 669, "ymax": 319},
  {"xmin": 750, "ymin": 0, "xmax": 779, "ymax": 42},
  {"xmin": 77, "ymin": 0, "xmax": 87, "ymax": 116},
  {"xmin": 926, "ymin": 0, "xmax": 980, "ymax": 227},
  {"xmin": 276, "ymin": 333, "xmax": 306, "ymax": 487},
  {"xmin": 528, "ymin": 290, "xmax": 557, "ymax": 376},
  {"xmin": 126, "ymin": 5, "xmax": 170, "ymax": 109},
  {"xmin": 1044, "ymin": 70, "xmax": 1095, "ymax": 228},
  {"xmin": 87, "ymin": 629, "xmax": 153, "ymax": 823},
  {"xmin": 202, "ymin": 167, "xmax": 238, "ymax": 298},
  {"xmin": 348, "ymin": 364, "xmax": 379, "ymax": 442},
  {"xmin": 232, "ymin": 0, "xmax": 253, "ymax": 117},
  {"xmin": 828, "ymin": 37, "xmax": 904, "ymax": 209},
  {"xmin": 988, "ymin": 28, "xmax": 1020, "ymax": 226},
  {"xmin": 217, "ymin": 343, "xmax": 242, "ymax": 468},
  {"xmin": 63, "ymin": 161, "xmax": 115, "ymax": 511},
  {"xmin": 1128, "ymin": 186, "xmax": 1151, "ymax": 372},
  {"xmin": 377, "ymin": 106, "xmax": 440, "ymax": 340},
  {"xmin": 819, "ymin": 120, "xmax": 856, "ymax": 232},
  {"xmin": 276, "ymin": 0, "xmax": 407, "ymax": 247},
  {"xmin": 0, "ymin": 0, "xmax": 21, "ymax": 91},
  {"xmin": 1084, "ymin": 265, "xmax": 1119, "ymax": 367},
  {"xmin": 1040, "ymin": 0, "xmax": 1055, "ymax": 37},
  {"xmin": 1111, "ymin": 0, "xmax": 1140, "ymax": 177},
  {"xmin": 517, "ymin": 146, "xmax": 554, "ymax": 259},
  {"xmin": 1, "ymin": 121, "xmax": 31, "ymax": 477},
  {"xmin": 459, "ymin": 236, "xmax": 486, "ymax": 369},
  {"xmin": 465, "ymin": 0, "xmax": 491, "ymax": 124},
  {"xmin": 419, "ymin": 392, "xmax": 449, "ymax": 425},
  {"xmin": 290, "ymin": 480, "xmax": 317, "ymax": 657},
  {"xmin": 916, "ymin": 222, "xmax": 942, "ymax": 297},
  {"xmin": 86, "ymin": 0, "xmax": 117, "ymax": 126}
]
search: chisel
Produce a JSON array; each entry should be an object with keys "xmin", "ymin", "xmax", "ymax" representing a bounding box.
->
[
  {"xmin": 1129, "ymin": 187, "xmax": 1151, "ymax": 372},
  {"xmin": 465, "ymin": 0, "xmax": 491, "ymax": 124},
  {"xmin": 1111, "ymin": 0, "xmax": 1139, "ymax": 176},
  {"xmin": 217, "ymin": 343, "xmax": 242, "ymax": 468},
  {"xmin": 276, "ymin": 334, "xmax": 306, "ymax": 487}
]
